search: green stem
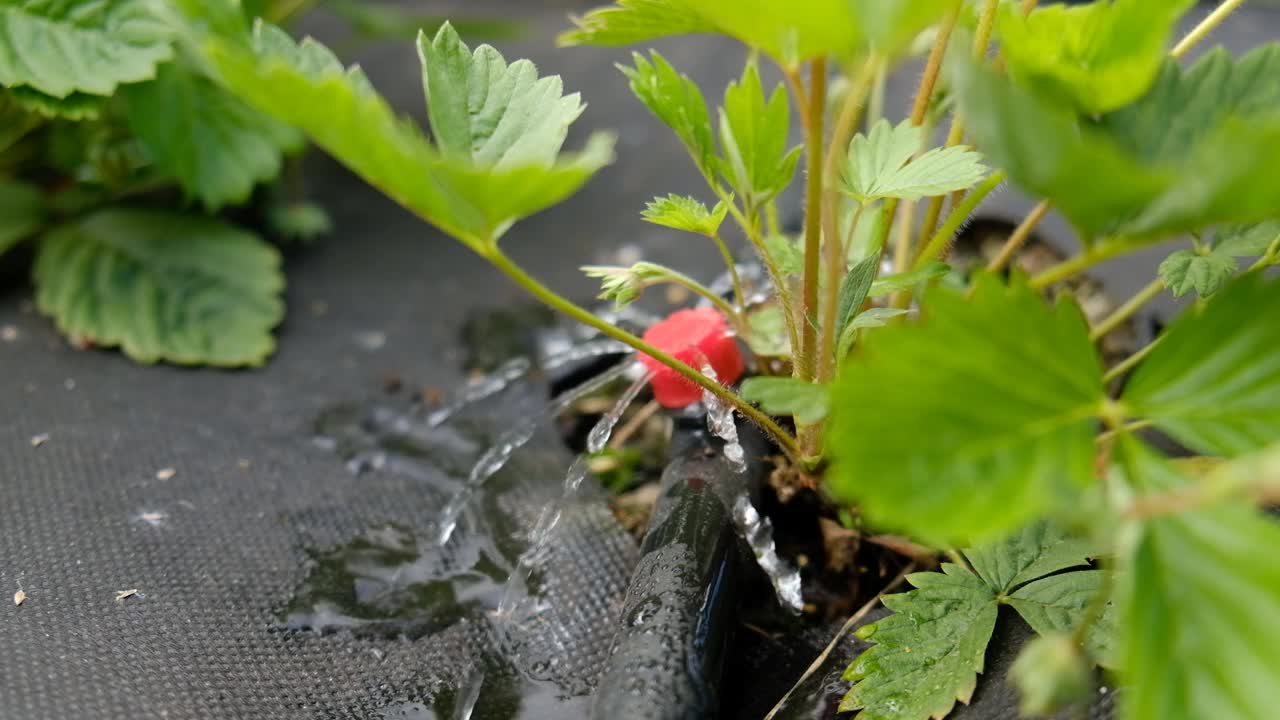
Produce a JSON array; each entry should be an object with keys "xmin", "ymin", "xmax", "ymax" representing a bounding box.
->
[
  {"xmin": 917, "ymin": 0, "xmax": 1001, "ymax": 248},
  {"xmin": 1090, "ymin": 277, "xmax": 1164, "ymax": 342},
  {"xmin": 1103, "ymin": 337, "xmax": 1160, "ymax": 383},
  {"xmin": 874, "ymin": 3, "xmax": 961, "ymax": 262},
  {"xmin": 708, "ymin": 231, "xmax": 745, "ymax": 311},
  {"xmin": 1171, "ymin": 0, "xmax": 1248, "ymax": 59},
  {"xmin": 486, "ymin": 248, "xmax": 803, "ymax": 461},
  {"xmin": 799, "ymin": 59, "xmax": 828, "ymax": 384},
  {"xmin": 913, "ymin": 171, "xmax": 1006, "ymax": 270},
  {"xmin": 1247, "ymin": 232, "xmax": 1280, "ymax": 271},
  {"xmin": 654, "ymin": 268, "xmax": 740, "ymax": 319},
  {"xmin": 1028, "ymin": 240, "xmax": 1133, "ymax": 289},
  {"xmin": 716, "ymin": 186, "xmax": 802, "ymax": 357},
  {"xmin": 987, "ymin": 199, "xmax": 1051, "ymax": 272},
  {"xmin": 819, "ymin": 56, "xmax": 880, "ymax": 384}
]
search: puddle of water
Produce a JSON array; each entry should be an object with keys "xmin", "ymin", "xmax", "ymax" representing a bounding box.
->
[{"xmin": 279, "ymin": 524, "xmax": 509, "ymax": 640}]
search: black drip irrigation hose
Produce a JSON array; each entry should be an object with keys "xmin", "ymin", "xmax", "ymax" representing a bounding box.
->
[{"xmin": 592, "ymin": 418, "xmax": 769, "ymax": 720}]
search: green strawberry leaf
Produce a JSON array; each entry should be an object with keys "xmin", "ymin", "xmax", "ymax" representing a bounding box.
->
[
  {"xmin": 964, "ymin": 519, "xmax": 1096, "ymax": 593},
  {"xmin": 1116, "ymin": 438, "xmax": 1280, "ymax": 720},
  {"xmin": 841, "ymin": 119, "xmax": 987, "ymax": 202},
  {"xmin": 1157, "ymin": 249, "xmax": 1237, "ymax": 299},
  {"xmin": 827, "ymin": 274, "xmax": 1104, "ymax": 544},
  {"xmin": 1212, "ymin": 220, "xmax": 1280, "ymax": 258},
  {"xmin": 1009, "ymin": 570, "xmax": 1118, "ymax": 668},
  {"xmin": 618, "ymin": 51, "xmax": 716, "ymax": 178},
  {"xmin": 560, "ymin": 0, "xmax": 861, "ymax": 66},
  {"xmin": 739, "ymin": 377, "xmax": 829, "ymax": 425},
  {"xmin": 1123, "ymin": 273, "xmax": 1280, "ymax": 456},
  {"xmin": 125, "ymin": 61, "xmax": 302, "ymax": 210},
  {"xmin": 0, "ymin": 0, "xmax": 174, "ymax": 98},
  {"xmin": 33, "ymin": 208, "xmax": 283, "ymax": 366},
  {"xmin": 996, "ymin": 0, "xmax": 1196, "ymax": 115},
  {"xmin": 840, "ymin": 565, "xmax": 998, "ymax": 719},
  {"xmin": 744, "ymin": 303, "xmax": 790, "ymax": 357},
  {"xmin": 418, "ymin": 22, "xmax": 584, "ymax": 168},
  {"xmin": 867, "ymin": 261, "xmax": 949, "ymax": 298},
  {"xmin": 717, "ymin": 58, "xmax": 800, "ymax": 206},
  {"xmin": 640, "ymin": 194, "xmax": 727, "ymax": 236},
  {"xmin": 205, "ymin": 21, "xmax": 613, "ymax": 252}
]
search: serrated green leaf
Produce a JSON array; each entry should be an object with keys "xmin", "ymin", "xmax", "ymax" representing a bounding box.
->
[
  {"xmin": 964, "ymin": 520, "xmax": 1095, "ymax": 593},
  {"xmin": 6, "ymin": 86, "xmax": 103, "ymax": 119},
  {"xmin": 841, "ymin": 119, "xmax": 987, "ymax": 202},
  {"xmin": 834, "ymin": 254, "xmax": 879, "ymax": 340},
  {"xmin": 765, "ymin": 233, "xmax": 803, "ymax": 276},
  {"xmin": 866, "ymin": 261, "xmax": 948, "ymax": 298},
  {"xmin": 125, "ymin": 61, "xmax": 302, "ymax": 210},
  {"xmin": 827, "ymin": 274, "xmax": 1103, "ymax": 544},
  {"xmin": 418, "ymin": 23, "xmax": 583, "ymax": 169},
  {"xmin": 640, "ymin": 194, "xmax": 726, "ymax": 236},
  {"xmin": 997, "ymin": 0, "xmax": 1195, "ymax": 115},
  {"xmin": 718, "ymin": 59, "xmax": 800, "ymax": 206},
  {"xmin": 841, "ymin": 564, "xmax": 997, "ymax": 719},
  {"xmin": 1123, "ymin": 274, "xmax": 1280, "ymax": 456},
  {"xmin": 836, "ymin": 307, "xmax": 909, "ymax": 360},
  {"xmin": 0, "ymin": 0, "xmax": 174, "ymax": 98},
  {"xmin": 1213, "ymin": 221, "xmax": 1280, "ymax": 257},
  {"xmin": 619, "ymin": 51, "xmax": 716, "ymax": 178},
  {"xmin": 561, "ymin": 0, "xmax": 861, "ymax": 66},
  {"xmin": 951, "ymin": 55, "xmax": 1171, "ymax": 239},
  {"xmin": 1009, "ymin": 571, "xmax": 1117, "ymax": 668},
  {"xmin": 960, "ymin": 44, "xmax": 1280, "ymax": 239},
  {"xmin": 558, "ymin": 0, "xmax": 714, "ymax": 48},
  {"xmin": 0, "ymin": 177, "xmax": 44, "ymax": 257},
  {"xmin": 1157, "ymin": 249, "xmax": 1236, "ymax": 299},
  {"xmin": 33, "ymin": 209, "xmax": 283, "ymax": 366},
  {"xmin": 744, "ymin": 303, "xmax": 789, "ymax": 357},
  {"xmin": 1116, "ymin": 438, "xmax": 1280, "ymax": 720},
  {"xmin": 205, "ymin": 21, "xmax": 613, "ymax": 251},
  {"xmin": 740, "ymin": 377, "xmax": 828, "ymax": 424}
]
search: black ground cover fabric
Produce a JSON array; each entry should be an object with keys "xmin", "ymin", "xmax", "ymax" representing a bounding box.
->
[{"xmin": 1, "ymin": 2, "xmax": 1271, "ymax": 718}]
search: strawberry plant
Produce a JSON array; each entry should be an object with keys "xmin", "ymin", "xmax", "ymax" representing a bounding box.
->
[
  {"xmin": 0, "ymin": 0, "xmax": 512, "ymax": 366},
  {"xmin": 115, "ymin": 0, "xmax": 1280, "ymax": 717}
]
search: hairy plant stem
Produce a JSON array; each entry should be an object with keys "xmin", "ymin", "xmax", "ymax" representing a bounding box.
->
[
  {"xmin": 818, "ymin": 56, "xmax": 881, "ymax": 384},
  {"xmin": 1103, "ymin": 337, "xmax": 1160, "ymax": 383},
  {"xmin": 650, "ymin": 267, "xmax": 741, "ymax": 320},
  {"xmin": 798, "ymin": 59, "xmax": 828, "ymax": 387},
  {"xmin": 913, "ymin": 170, "xmax": 1006, "ymax": 270},
  {"xmin": 1028, "ymin": 240, "xmax": 1132, "ymax": 289},
  {"xmin": 716, "ymin": 187, "xmax": 802, "ymax": 358},
  {"xmin": 485, "ymin": 248, "xmax": 802, "ymax": 461},
  {"xmin": 876, "ymin": 3, "xmax": 962, "ymax": 268},
  {"xmin": 1090, "ymin": 277, "xmax": 1165, "ymax": 342},
  {"xmin": 1172, "ymin": 0, "xmax": 1247, "ymax": 59},
  {"xmin": 708, "ymin": 230, "xmax": 745, "ymax": 311},
  {"xmin": 987, "ymin": 199, "xmax": 1051, "ymax": 272},
  {"xmin": 917, "ymin": 0, "xmax": 1003, "ymax": 247}
]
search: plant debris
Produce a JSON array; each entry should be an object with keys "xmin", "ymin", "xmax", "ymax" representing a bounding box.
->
[{"xmin": 115, "ymin": 589, "xmax": 139, "ymax": 602}]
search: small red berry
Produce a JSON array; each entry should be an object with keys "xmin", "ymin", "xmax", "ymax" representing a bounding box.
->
[{"xmin": 638, "ymin": 307, "xmax": 744, "ymax": 408}]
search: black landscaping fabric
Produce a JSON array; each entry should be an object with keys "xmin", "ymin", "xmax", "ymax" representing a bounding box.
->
[{"xmin": 1, "ymin": 3, "xmax": 1274, "ymax": 719}]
